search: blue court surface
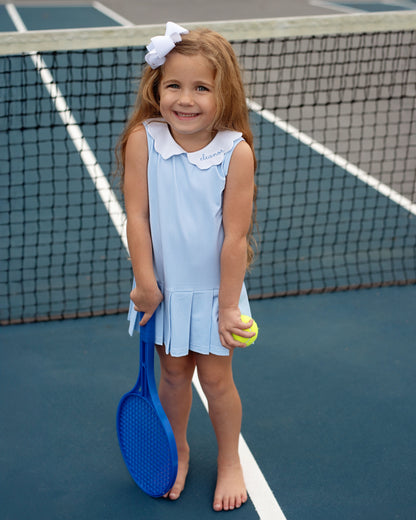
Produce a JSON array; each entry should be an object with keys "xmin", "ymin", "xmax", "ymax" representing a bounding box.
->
[
  {"xmin": 1, "ymin": 286, "xmax": 416, "ymax": 519},
  {"xmin": 1, "ymin": 3, "xmax": 416, "ymax": 520},
  {"xmin": 310, "ymin": 0, "xmax": 416, "ymax": 13}
]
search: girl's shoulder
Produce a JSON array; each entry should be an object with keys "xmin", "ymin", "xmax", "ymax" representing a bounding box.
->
[
  {"xmin": 125, "ymin": 123, "xmax": 148, "ymax": 163},
  {"xmin": 228, "ymin": 140, "xmax": 255, "ymax": 178},
  {"xmin": 230, "ymin": 139, "xmax": 254, "ymax": 162},
  {"xmin": 127, "ymin": 122, "xmax": 147, "ymax": 141},
  {"xmin": 128, "ymin": 118, "xmax": 166, "ymax": 139}
]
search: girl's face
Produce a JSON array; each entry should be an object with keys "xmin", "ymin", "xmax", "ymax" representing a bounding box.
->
[{"xmin": 159, "ymin": 52, "xmax": 217, "ymax": 151}]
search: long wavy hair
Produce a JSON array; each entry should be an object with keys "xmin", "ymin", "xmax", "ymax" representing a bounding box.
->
[{"xmin": 116, "ymin": 28, "xmax": 257, "ymax": 267}]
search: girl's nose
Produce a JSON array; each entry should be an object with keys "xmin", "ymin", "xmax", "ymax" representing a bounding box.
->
[{"xmin": 178, "ymin": 91, "xmax": 193, "ymax": 105}]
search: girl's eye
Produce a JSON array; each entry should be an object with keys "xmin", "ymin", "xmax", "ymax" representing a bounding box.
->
[
  {"xmin": 197, "ymin": 85, "xmax": 209, "ymax": 92},
  {"xmin": 167, "ymin": 83, "xmax": 180, "ymax": 89}
]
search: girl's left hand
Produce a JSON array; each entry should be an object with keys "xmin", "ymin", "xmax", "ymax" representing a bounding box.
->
[{"xmin": 218, "ymin": 307, "xmax": 255, "ymax": 350}]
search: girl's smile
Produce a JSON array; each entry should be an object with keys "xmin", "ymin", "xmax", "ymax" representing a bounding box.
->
[
  {"xmin": 175, "ymin": 112, "xmax": 200, "ymax": 118},
  {"xmin": 159, "ymin": 52, "xmax": 217, "ymax": 151}
]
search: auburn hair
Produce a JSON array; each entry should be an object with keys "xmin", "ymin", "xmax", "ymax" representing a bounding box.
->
[{"xmin": 116, "ymin": 28, "xmax": 257, "ymax": 266}]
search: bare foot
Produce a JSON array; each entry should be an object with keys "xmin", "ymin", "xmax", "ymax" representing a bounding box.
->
[
  {"xmin": 213, "ymin": 460, "xmax": 247, "ymax": 511},
  {"xmin": 164, "ymin": 447, "xmax": 190, "ymax": 501}
]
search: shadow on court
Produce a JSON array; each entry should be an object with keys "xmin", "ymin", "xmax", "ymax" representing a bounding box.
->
[{"xmin": 1, "ymin": 284, "xmax": 415, "ymax": 520}]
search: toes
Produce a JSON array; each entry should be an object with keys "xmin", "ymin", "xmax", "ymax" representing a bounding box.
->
[
  {"xmin": 240, "ymin": 490, "xmax": 248, "ymax": 506},
  {"xmin": 213, "ymin": 494, "xmax": 246, "ymax": 511},
  {"xmin": 162, "ymin": 483, "xmax": 183, "ymax": 501},
  {"xmin": 213, "ymin": 493, "xmax": 223, "ymax": 511},
  {"xmin": 169, "ymin": 490, "xmax": 180, "ymax": 500},
  {"xmin": 237, "ymin": 491, "xmax": 248, "ymax": 508},
  {"xmin": 167, "ymin": 482, "xmax": 184, "ymax": 501}
]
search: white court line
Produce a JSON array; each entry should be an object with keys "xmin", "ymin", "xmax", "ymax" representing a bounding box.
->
[
  {"xmin": 308, "ymin": 0, "xmax": 363, "ymax": 13},
  {"xmin": 7, "ymin": 4, "xmax": 287, "ymax": 518},
  {"xmin": 92, "ymin": 1, "xmax": 135, "ymax": 27},
  {"xmin": 6, "ymin": 3, "xmax": 129, "ymax": 253},
  {"xmin": 247, "ymin": 99, "xmax": 416, "ymax": 216}
]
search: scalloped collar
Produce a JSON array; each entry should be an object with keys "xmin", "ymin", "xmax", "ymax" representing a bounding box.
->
[{"xmin": 145, "ymin": 120, "xmax": 242, "ymax": 170}]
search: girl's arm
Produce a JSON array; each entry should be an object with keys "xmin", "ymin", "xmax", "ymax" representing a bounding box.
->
[
  {"xmin": 123, "ymin": 125, "xmax": 162, "ymax": 326},
  {"xmin": 218, "ymin": 140, "xmax": 255, "ymax": 349}
]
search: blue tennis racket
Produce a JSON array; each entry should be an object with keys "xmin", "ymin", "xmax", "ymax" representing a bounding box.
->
[{"xmin": 117, "ymin": 313, "xmax": 178, "ymax": 497}]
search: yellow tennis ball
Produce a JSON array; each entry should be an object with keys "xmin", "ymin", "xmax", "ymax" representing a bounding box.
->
[{"xmin": 232, "ymin": 315, "xmax": 258, "ymax": 346}]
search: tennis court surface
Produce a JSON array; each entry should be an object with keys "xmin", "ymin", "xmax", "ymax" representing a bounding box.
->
[{"xmin": 1, "ymin": 4, "xmax": 416, "ymax": 519}]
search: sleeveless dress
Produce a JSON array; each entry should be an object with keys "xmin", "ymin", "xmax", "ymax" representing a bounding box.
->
[{"xmin": 128, "ymin": 119, "xmax": 251, "ymax": 357}]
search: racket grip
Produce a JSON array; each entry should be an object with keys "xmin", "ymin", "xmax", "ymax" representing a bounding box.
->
[{"xmin": 139, "ymin": 313, "xmax": 156, "ymax": 343}]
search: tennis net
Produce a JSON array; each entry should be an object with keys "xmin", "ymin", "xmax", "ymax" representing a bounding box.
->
[{"xmin": 1, "ymin": 12, "xmax": 416, "ymax": 324}]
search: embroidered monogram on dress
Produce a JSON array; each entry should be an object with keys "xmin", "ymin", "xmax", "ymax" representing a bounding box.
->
[{"xmin": 199, "ymin": 150, "xmax": 224, "ymax": 161}]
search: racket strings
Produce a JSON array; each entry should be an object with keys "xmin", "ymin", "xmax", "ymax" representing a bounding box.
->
[{"xmin": 118, "ymin": 396, "xmax": 176, "ymax": 496}]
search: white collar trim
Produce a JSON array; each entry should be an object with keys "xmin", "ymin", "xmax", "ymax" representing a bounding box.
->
[{"xmin": 146, "ymin": 120, "xmax": 242, "ymax": 170}]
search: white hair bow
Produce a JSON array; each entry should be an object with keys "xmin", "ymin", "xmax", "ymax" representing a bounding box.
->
[{"xmin": 145, "ymin": 21, "xmax": 189, "ymax": 69}]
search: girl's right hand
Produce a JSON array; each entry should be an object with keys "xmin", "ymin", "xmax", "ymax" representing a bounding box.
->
[{"xmin": 130, "ymin": 284, "xmax": 163, "ymax": 326}]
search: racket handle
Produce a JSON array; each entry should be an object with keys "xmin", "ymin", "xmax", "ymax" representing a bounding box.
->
[{"xmin": 139, "ymin": 312, "xmax": 156, "ymax": 343}]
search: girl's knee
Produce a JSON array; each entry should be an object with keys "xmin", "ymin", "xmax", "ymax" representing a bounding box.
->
[
  {"xmin": 197, "ymin": 361, "xmax": 234, "ymax": 399},
  {"xmin": 158, "ymin": 350, "xmax": 195, "ymax": 388},
  {"xmin": 161, "ymin": 366, "xmax": 191, "ymax": 388}
]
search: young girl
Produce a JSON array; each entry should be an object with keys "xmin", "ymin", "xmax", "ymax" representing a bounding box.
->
[{"xmin": 117, "ymin": 22, "xmax": 257, "ymax": 512}]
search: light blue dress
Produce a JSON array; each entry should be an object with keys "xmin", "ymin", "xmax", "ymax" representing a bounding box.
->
[{"xmin": 128, "ymin": 120, "xmax": 251, "ymax": 357}]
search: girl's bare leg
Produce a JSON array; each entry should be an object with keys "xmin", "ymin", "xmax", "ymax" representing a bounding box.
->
[
  {"xmin": 195, "ymin": 352, "xmax": 247, "ymax": 512},
  {"xmin": 156, "ymin": 347, "xmax": 196, "ymax": 500}
]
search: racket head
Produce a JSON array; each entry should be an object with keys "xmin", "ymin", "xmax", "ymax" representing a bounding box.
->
[{"xmin": 117, "ymin": 392, "xmax": 178, "ymax": 497}]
